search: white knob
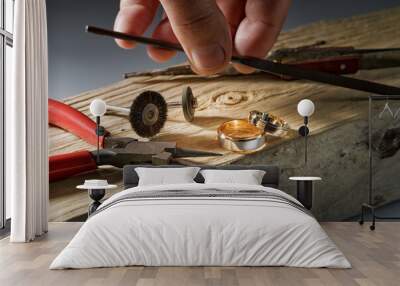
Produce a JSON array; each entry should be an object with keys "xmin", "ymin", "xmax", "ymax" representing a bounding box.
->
[
  {"xmin": 297, "ymin": 99, "xmax": 315, "ymax": 117},
  {"xmin": 90, "ymin": 99, "xmax": 107, "ymax": 117}
]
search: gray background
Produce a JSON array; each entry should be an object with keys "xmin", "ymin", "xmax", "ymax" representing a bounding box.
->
[{"xmin": 46, "ymin": 0, "xmax": 400, "ymax": 99}]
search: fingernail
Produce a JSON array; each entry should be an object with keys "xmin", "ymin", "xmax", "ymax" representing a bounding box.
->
[{"xmin": 190, "ymin": 45, "xmax": 226, "ymax": 71}]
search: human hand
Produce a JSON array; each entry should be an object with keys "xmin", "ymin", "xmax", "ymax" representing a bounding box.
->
[{"xmin": 114, "ymin": 0, "xmax": 291, "ymax": 75}]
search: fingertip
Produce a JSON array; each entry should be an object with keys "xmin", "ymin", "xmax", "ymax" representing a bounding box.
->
[
  {"xmin": 146, "ymin": 18, "xmax": 178, "ymax": 62},
  {"xmin": 115, "ymin": 39, "xmax": 136, "ymax": 49},
  {"xmin": 234, "ymin": 0, "xmax": 290, "ymax": 60},
  {"xmin": 233, "ymin": 63, "xmax": 255, "ymax": 74},
  {"xmin": 159, "ymin": 0, "xmax": 232, "ymax": 76},
  {"xmin": 189, "ymin": 44, "xmax": 230, "ymax": 76},
  {"xmin": 235, "ymin": 19, "xmax": 275, "ymax": 58},
  {"xmin": 114, "ymin": 10, "xmax": 136, "ymax": 49},
  {"xmin": 190, "ymin": 65, "xmax": 228, "ymax": 76},
  {"xmin": 147, "ymin": 47, "xmax": 176, "ymax": 62},
  {"xmin": 114, "ymin": 3, "xmax": 158, "ymax": 50}
]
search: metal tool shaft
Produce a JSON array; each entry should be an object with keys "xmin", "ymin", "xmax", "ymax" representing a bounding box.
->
[
  {"xmin": 86, "ymin": 25, "xmax": 400, "ymax": 95},
  {"xmin": 329, "ymin": 47, "xmax": 400, "ymax": 54},
  {"xmin": 166, "ymin": 148, "xmax": 222, "ymax": 158},
  {"xmin": 107, "ymin": 101, "xmax": 182, "ymax": 111},
  {"xmin": 106, "ymin": 105, "xmax": 130, "ymax": 115},
  {"xmin": 236, "ymin": 57, "xmax": 400, "ymax": 95}
]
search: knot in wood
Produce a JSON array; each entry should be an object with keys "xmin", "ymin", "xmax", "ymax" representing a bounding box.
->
[{"xmin": 214, "ymin": 92, "xmax": 246, "ymax": 106}]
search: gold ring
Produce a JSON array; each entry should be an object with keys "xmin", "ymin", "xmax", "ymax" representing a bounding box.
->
[{"xmin": 217, "ymin": 119, "xmax": 266, "ymax": 153}]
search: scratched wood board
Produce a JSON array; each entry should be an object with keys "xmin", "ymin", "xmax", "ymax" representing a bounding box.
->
[{"xmin": 49, "ymin": 7, "xmax": 400, "ymax": 221}]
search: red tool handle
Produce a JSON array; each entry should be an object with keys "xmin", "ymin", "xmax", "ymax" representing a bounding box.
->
[
  {"xmin": 49, "ymin": 150, "xmax": 97, "ymax": 182},
  {"xmin": 48, "ymin": 98, "xmax": 108, "ymax": 147},
  {"xmin": 291, "ymin": 56, "xmax": 360, "ymax": 75}
]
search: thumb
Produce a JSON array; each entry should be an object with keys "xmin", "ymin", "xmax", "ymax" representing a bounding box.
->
[{"xmin": 159, "ymin": 0, "xmax": 231, "ymax": 75}]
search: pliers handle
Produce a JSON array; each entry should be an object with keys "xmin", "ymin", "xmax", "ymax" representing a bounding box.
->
[
  {"xmin": 49, "ymin": 98, "xmax": 109, "ymax": 147},
  {"xmin": 49, "ymin": 150, "xmax": 97, "ymax": 182},
  {"xmin": 49, "ymin": 148, "xmax": 160, "ymax": 182},
  {"xmin": 48, "ymin": 99, "xmax": 140, "ymax": 182},
  {"xmin": 49, "ymin": 99, "xmax": 105, "ymax": 182}
]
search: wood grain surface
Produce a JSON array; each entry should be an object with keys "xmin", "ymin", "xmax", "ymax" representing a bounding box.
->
[
  {"xmin": 1, "ymin": 222, "xmax": 399, "ymax": 286},
  {"xmin": 49, "ymin": 7, "xmax": 400, "ymax": 221}
]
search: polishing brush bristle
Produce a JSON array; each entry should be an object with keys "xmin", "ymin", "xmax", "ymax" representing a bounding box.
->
[{"xmin": 129, "ymin": 91, "xmax": 168, "ymax": 138}]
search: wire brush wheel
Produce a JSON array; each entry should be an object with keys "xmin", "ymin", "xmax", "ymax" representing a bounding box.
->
[{"xmin": 129, "ymin": 91, "xmax": 168, "ymax": 138}]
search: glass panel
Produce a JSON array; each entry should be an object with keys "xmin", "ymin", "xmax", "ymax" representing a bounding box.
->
[
  {"xmin": 5, "ymin": 0, "xmax": 13, "ymax": 33},
  {"xmin": 0, "ymin": 0, "xmax": 3, "ymax": 30},
  {"xmin": 5, "ymin": 44, "xmax": 11, "ymax": 220},
  {"xmin": 0, "ymin": 38, "xmax": 4, "ymax": 228}
]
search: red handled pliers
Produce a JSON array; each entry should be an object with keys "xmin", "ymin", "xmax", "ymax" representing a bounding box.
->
[
  {"xmin": 48, "ymin": 99, "xmax": 137, "ymax": 182},
  {"xmin": 48, "ymin": 99, "xmax": 221, "ymax": 182}
]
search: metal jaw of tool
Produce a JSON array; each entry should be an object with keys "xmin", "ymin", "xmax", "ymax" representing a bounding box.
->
[
  {"xmin": 92, "ymin": 141, "xmax": 222, "ymax": 166},
  {"xmin": 102, "ymin": 136, "xmax": 138, "ymax": 149},
  {"xmin": 49, "ymin": 139, "xmax": 222, "ymax": 182}
]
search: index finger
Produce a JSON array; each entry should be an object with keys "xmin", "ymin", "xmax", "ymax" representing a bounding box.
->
[
  {"xmin": 234, "ymin": 0, "xmax": 291, "ymax": 73},
  {"xmin": 114, "ymin": 0, "xmax": 159, "ymax": 49}
]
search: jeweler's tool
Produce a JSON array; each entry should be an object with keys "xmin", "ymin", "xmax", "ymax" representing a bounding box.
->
[
  {"xmin": 177, "ymin": 86, "xmax": 197, "ymax": 122},
  {"xmin": 103, "ymin": 91, "xmax": 168, "ymax": 138},
  {"xmin": 268, "ymin": 44, "xmax": 400, "ymax": 76},
  {"xmin": 49, "ymin": 142, "xmax": 222, "ymax": 182},
  {"xmin": 130, "ymin": 91, "xmax": 168, "ymax": 138},
  {"xmin": 270, "ymin": 44, "xmax": 400, "ymax": 60},
  {"xmin": 48, "ymin": 99, "xmax": 221, "ymax": 181},
  {"xmin": 107, "ymin": 86, "xmax": 197, "ymax": 122},
  {"xmin": 86, "ymin": 25, "xmax": 400, "ymax": 95}
]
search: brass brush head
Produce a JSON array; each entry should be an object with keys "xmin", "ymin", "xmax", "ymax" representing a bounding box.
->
[{"xmin": 129, "ymin": 91, "xmax": 168, "ymax": 138}]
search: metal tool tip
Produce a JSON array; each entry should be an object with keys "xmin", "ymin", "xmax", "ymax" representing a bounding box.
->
[{"xmin": 86, "ymin": 25, "xmax": 100, "ymax": 34}]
